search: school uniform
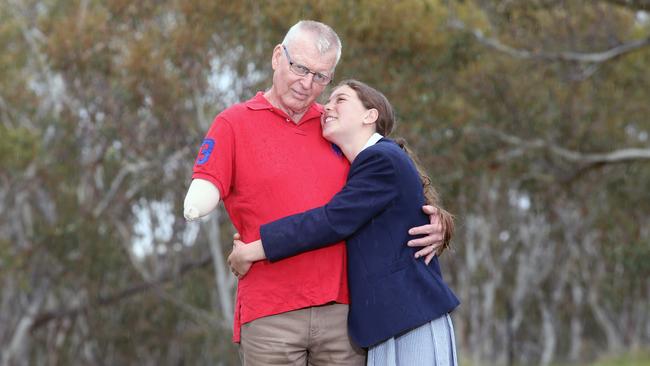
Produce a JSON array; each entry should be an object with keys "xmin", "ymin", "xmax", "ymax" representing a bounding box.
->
[{"xmin": 260, "ymin": 133, "xmax": 460, "ymax": 365}]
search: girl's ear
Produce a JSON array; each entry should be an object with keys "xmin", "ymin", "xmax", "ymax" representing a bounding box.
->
[{"xmin": 363, "ymin": 108, "xmax": 379, "ymax": 125}]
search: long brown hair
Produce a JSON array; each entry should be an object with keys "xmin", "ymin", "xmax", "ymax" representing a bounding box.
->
[{"xmin": 337, "ymin": 79, "xmax": 454, "ymax": 254}]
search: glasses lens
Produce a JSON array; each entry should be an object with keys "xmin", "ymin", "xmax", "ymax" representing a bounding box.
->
[
  {"xmin": 284, "ymin": 45, "xmax": 331, "ymax": 85},
  {"xmin": 292, "ymin": 64, "xmax": 310, "ymax": 77},
  {"xmin": 314, "ymin": 74, "xmax": 330, "ymax": 85}
]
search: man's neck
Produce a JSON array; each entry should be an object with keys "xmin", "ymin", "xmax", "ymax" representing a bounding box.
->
[{"xmin": 264, "ymin": 90, "xmax": 307, "ymax": 124}]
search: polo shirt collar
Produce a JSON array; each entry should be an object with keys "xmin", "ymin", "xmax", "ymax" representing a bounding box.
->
[
  {"xmin": 302, "ymin": 102, "xmax": 324, "ymax": 122},
  {"xmin": 245, "ymin": 92, "xmax": 272, "ymax": 110},
  {"xmin": 245, "ymin": 92, "xmax": 324, "ymax": 123}
]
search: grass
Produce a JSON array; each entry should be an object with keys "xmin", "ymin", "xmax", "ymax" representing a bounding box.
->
[
  {"xmin": 589, "ymin": 351, "xmax": 650, "ymax": 366},
  {"xmin": 459, "ymin": 350, "xmax": 650, "ymax": 366}
]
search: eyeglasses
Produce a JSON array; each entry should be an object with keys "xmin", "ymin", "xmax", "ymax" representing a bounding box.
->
[{"xmin": 282, "ymin": 45, "xmax": 332, "ymax": 86}]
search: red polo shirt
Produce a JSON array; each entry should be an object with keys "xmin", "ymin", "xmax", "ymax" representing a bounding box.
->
[{"xmin": 192, "ymin": 92, "xmax": 350, "ymax": 342}]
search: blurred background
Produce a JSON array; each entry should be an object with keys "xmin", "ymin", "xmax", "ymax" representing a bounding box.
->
[{"xmin": 1, "ymin": 0, "xmax": 649, "ymax": 365}]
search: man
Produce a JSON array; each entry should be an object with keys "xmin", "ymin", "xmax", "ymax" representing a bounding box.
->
[{"xmin": 184, "ymin": 20, "xmax": 445, "ymax": 365}]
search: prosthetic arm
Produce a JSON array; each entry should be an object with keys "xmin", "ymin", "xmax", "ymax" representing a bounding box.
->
[{"xmin": 183, "ymin": 179, "xmax": 221, "ymax": 221}]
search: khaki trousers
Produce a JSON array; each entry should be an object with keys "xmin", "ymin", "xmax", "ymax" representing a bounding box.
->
[{"xmin": 239, "ymin": 303, "xmax": 366, "ymax": 366}]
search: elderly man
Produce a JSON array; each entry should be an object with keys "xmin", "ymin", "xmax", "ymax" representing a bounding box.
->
[{"xmin": 184, "ymin": 20, "xmax": 445, "ymax": 365}]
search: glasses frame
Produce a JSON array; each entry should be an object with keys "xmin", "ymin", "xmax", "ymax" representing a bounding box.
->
[{"xmin": 282, "ymin": 45, "xmax": 332, "ymax": 86}]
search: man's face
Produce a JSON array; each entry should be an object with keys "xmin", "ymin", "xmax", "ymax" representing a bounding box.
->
[{"xmin": 271, "ymin": 35, "xmax": 337, "ymax": 115}]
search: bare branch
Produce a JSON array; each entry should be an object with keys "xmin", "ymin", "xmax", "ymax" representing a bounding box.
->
[
  {"xmin": 154, "ymin": 288, "xmax": 227, "ymax": 330},
  {"xmin": 468, "ymin": 126, "xmax": 650, "ymax": 165},
  {"xmin": 92, "ymin": 147, "xmax": 189, "ymax": 218},
  {"xmin": 1, "ymin": 280, "xmax": 49, "ymax": 366},
  {"xmin": 92, "ymin": 161, "xmax": 149, "ymax": 218},
  {"xmin": 30, "ymin": 255, "xmax": 213, "ymax": 332},
  {"xmin": 448, "ymin": 19, "xmax": 650, "ymax": 63}
]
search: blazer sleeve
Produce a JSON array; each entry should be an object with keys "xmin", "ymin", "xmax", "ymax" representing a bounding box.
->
[{"xmin": 260, "ymin": 149, "xmax": 398, "ymax": 262}]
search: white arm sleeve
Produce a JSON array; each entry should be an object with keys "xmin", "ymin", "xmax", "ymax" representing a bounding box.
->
[{"xmin": 183, "ymin": 178, "xmax": 221, "ymax": 221}]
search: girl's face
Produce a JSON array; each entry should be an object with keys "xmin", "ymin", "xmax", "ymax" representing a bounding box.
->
[{"xmin": 321, "ymin": 85, "xmax": 370, "ymax": 143}]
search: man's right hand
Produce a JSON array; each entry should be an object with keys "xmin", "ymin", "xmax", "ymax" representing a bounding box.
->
[
  {"xmin": 407, "ymin": 205, "xmax": 454, "ymax": 264},
  {"xmin": 227, "ymin": 239, "xmax": 254, "ymax": 278},
  {"xmin": 227, "ymin": 233, "xmax": 267, "ymax": 278}
]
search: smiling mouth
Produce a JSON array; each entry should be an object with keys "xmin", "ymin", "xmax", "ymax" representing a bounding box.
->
[{"xmin": 322, "ymin": 116, "xmax": 337, "ymax": 125}]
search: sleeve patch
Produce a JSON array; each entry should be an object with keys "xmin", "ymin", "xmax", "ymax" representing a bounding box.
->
[{"xmin": 196, "ymin": 138, "xmax": 215, "ymax": 165}]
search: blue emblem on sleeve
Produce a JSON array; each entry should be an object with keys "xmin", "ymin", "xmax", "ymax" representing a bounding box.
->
[{"xmin": 196, "ymin": 138, "xmax": 215, "ymax": 165}]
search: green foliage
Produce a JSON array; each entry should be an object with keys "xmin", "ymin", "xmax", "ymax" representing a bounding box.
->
[{"xmin": 0, "ymin": 125, "xmax": 40, "ymax": 171}]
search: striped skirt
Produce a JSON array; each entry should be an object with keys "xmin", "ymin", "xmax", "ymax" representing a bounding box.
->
[{"xmin": 367, "ymin": 313, "xmax": 458, "ymax": 366}]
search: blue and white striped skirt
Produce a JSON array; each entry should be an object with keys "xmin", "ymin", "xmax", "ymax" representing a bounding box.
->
[{"xmin": 367, "ymin": 313, "xmax": 458, "ymax": 366}]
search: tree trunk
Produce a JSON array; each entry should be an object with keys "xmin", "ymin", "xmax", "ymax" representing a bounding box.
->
[{"xmin": 205, "ymin": 211, "xmax": 235, "ymax": 327}]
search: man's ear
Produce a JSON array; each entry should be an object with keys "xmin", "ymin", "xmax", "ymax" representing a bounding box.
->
[
  {"xmin": 271, "ymin": 44, "xmax": 282, "ymax": 71},
  {"xmin": 363, "ymin": 108, "xmax": 379, "ymax": 125}
]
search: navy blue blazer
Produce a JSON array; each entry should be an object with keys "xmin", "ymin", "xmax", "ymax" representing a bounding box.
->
[{"xmin": 260, "ymin": 138, "xmax": 459, "ymax": 348}]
